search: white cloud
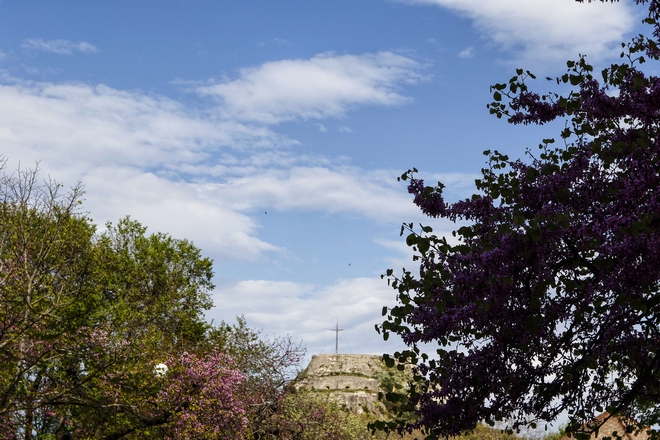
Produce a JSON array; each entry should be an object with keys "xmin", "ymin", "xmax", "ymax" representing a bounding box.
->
[
  {"xmin": 206, "ymin": 277, "xmax": 407, "ymax": 355},
  {"xmin": 194, "ymin": 166, "xmax": 419, "ymax": 221},
  {"xmin": 0, "ymin": 51, "xmax": 6, "ymax": 61},
  {"xmin": 458, "ymin": 46, "xmax": 475, "ymax": 59},
  {"xmin": 400, "ymin": 0, "xmax": 636, "ymax": 66},
  {"xmin": 374, "ymin": 238, "xmax": 417, "ymax": 273},
  {"xmin": 21, "ymin": 38, "xmax": 100, "ymax": 55},
  {"xmin": 424, "ymin": 171, "xmax": 481, "ymax": 202},
  {"xmin": 81, "ymin": 166, "xmax": 279, "ymax": 262},
  {"xmin": 0, "ymin": 70, "xmax": 427, "ymax": 261},
  {"xmin": 374, "ymin": 215, "xmax": 465, "ymax": 275},
  {"xmin": 0, "ymin": 80, "xmax": 284, "ymax": 172},
  {"xmin": 196, "ymin": 52, "xmax": 425, "ymax": 124},
  {"xmin": 0, "ymin": 80, "xmax": 282, "ymax": 261}
]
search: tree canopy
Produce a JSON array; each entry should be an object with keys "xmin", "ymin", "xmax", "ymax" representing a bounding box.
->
[
  {"xmin": 0, "ymin": 163, "xmax": 250, "ymax": 439},
  {"xmin": 378, "ymin": 0, "xmax": 660, "ymax": 438}
]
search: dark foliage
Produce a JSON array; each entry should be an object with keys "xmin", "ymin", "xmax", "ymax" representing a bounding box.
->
[{"xmin": 378, "ymin": 1, "xmax": 660, "ymax": 438}]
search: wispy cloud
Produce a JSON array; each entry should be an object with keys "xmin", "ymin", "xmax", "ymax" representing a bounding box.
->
[
  {"xmin": 0, "ymin": 50, "xmax": 472, "ymax": 354},
  {"xmin": 0, "ymin": 80, "xmax": 283, "ymax": 261},
  {"xmin": 399, "ymin": 0, "xmax": 636, "ymax": 66},
  {"xmin": 21, "ymin": 38, "xmax": 100, "ymax": 55},
  {"xmin": 458, "ymin": 46, "xmax": 475, "ymax": 58},
  {"xmin": 0, "ymin": 81, "xmax": 280, "ymax": 169},
  {"xmin": 207, "ymin": 277, "xmax": 407, "ymax": 355},
  {"xmin": 195, "ymin": 166, "xmax": 418, "ymax": 221},
  {"xmin": 196, "ymin": 52, "xmax": 426, "ymax": 124},
  {"xmin": 257, "ymin": 37, "xmax": 290, "ymax": 47},
  {"xmin": 0, "ymin": 58, "xmax": 427, "ymax": 261},
  {"xmin": 83, "ymin": 167, "xmax": 281, "ymax": 262}
]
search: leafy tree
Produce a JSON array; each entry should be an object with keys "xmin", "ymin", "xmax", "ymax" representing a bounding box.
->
[
  {"xmin": 0, "ymin": 163, "xmax": 99, "ymax": 438},
  {"xmin": 378, "ymin": 0, "xmax": 660, "ymax": 438},
  {"xmin": 97, "ymin": 217, "xmax": 215, "ymax": 354},
  {"xmin": 0, "ymin": 162, "xmax": 247, "ymax": 439},
  {"xmin": 112, "ymin": 349, "xmax": 248, "ymax": 440}
]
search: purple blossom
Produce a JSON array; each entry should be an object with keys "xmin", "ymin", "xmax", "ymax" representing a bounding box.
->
[{"xmin": 379, "ymin": 1, "xmax": 660, "ymax": 438}]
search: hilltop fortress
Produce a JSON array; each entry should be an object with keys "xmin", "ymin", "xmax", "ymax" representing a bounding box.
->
[{"xmin": 296, "ymin": 354, "xmax": 410, "ymax": 415}]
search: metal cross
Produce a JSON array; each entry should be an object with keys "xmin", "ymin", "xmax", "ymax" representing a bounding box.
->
[{"xmin": 330, "ymin": 321, "xmax": 344, "ymax": 354}]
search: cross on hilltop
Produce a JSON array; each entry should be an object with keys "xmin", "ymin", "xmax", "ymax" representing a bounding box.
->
[{"xmin": 330, "ymin": 321, "xmax": 344, "ymax": 354}]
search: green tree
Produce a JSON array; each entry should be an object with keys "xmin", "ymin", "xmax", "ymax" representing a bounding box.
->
[
  {"xmin": 268, "ymin": 388, "xmax": 374, "ymax": 440},
  {"xmin": 0, "ymin": 163, "xmax": 99, "ymax": 438},
  {"xmin": 0, "ymin": 162, "xmax": 244, "ymax": 439},
  {"xmin": 54, "ymin": 218, "xmax": 220, "ymax": 439},
  {"xmin": 97, "ymin": 217, "xmax": 214, "ymax": 354}
]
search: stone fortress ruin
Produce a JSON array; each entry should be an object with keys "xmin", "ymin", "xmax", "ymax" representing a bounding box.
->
[{"xmin": 296, "ymin": 353, "xmax": 410, "ymax": 415}]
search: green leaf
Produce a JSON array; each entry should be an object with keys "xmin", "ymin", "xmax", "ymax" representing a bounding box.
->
[{"xmin": 406, "ymin": 233, "xmax": 417, "ymax": 246}]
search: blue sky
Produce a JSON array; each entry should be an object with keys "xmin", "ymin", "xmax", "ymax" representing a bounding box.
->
[{"xmin": 0, "ymin": 0, "xmax": 645, "ymax": 356}]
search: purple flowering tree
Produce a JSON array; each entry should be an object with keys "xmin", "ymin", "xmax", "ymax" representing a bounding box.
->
[
  {"xmin": 378, "ymin": 0, "xmax": 660, "ymax": 438},
  {"xmin": 142, "ymin": 350, "xmax": 249, "ymax": 440}
]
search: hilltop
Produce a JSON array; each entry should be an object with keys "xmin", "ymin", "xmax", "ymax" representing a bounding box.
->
[{"xmin": 296, "ymin": 354, "xmax": 411, "ymax": 416}]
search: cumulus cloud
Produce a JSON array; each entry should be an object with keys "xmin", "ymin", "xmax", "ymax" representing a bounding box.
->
[
  {"xmin": 196, "ymin": 52, "xmax": 426, "ymax": 124},
  {"xmin": 400, "ymin": 0, "xmax": 636, "ymax": 66},
  {"xmin": 21, "ymin": 38, "xmax": 100, "ymax": 55},
  {"xmin": 206, "ymin": 277, "xmax": 407, "ymax": 355}
]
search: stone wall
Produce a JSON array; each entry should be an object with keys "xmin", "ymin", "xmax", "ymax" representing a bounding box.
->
[
  {"xmin": 296, "ymin": 354, "xmax": 409, "ymax": 415},
  {"xmin": 308, "ymin": 375, "xmax": 380, "ymax": 392}
]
